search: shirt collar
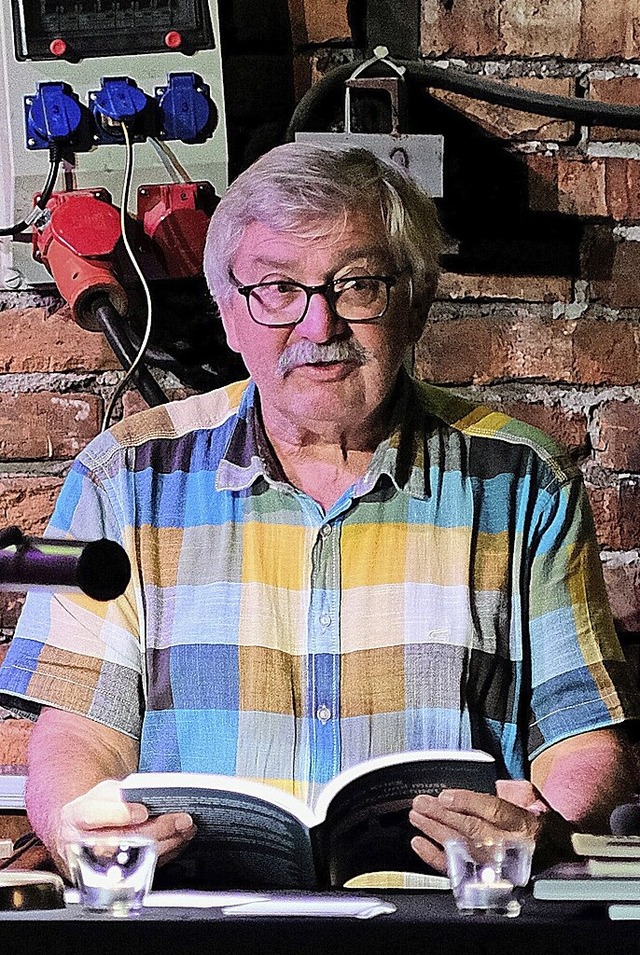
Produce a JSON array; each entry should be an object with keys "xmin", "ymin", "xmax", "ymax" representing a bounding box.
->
[{"xmin": 216, "ymin": 373, "xmax": 431, "ymax": 500}]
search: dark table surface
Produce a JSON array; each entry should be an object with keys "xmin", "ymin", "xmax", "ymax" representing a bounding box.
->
[{"xmin": 2, "ymin": 890, "xmax": 640, "ymax": 955}]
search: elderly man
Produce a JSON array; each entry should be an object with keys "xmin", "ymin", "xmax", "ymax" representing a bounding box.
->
[{"xmin": 0, "ymin": 142, "xmax": 638, "ymax": 879}]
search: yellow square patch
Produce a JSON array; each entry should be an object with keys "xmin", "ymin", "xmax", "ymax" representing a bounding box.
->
[
  {"xmin": 341, "ymin": 522, "xmax": 409, "ymax": 589},
  {"xmin": 241, "ymin": 521, "xmax": 308, "ymax": 590}
]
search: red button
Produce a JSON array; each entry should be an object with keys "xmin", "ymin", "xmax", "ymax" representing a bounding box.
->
[
  {"xmin": 164, "ymin": 30, "xmax": 183, "ymax": 49},
  {"xmin": 49, "ymin": 37, "xmax": 67, "ymax": 57}
]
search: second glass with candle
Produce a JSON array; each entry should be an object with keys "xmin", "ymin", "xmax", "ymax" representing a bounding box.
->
[{"xmin": 444, "ymin": 836, "xmax": 534, "ymax": 917}]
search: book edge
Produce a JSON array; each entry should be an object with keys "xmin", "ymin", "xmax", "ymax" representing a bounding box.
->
[{"xmin": 121, "ymin": 773, "xmax": 317, "ymax": 829}]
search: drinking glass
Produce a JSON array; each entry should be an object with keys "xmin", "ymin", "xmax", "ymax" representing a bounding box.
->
[
  {"xmin": 66, "ymin": 835, "xmax": 157, "ymax": 917},
  {"xmin": 444, "ymin": 836, "xmax": 534, "ymax": 917}
]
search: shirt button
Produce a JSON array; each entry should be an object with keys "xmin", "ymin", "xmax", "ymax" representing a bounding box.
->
[
  {"xmin": 319, "ymin": 613, "xmax": 331, "ymax": 627},
  {"xmin": 316, "ymin": 705, "xmax": 332, "ymax": 724},
  {"xmin": 321, "ymin": 525, "xmax": 332, "ymax": 537}
]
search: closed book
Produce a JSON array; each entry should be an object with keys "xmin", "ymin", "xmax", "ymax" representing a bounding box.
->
[
  {"xmin": 533, "ymin": 862, "xmax": 640, "ymax": 901},
  {"xmin": 572, "ymin": 833, "xmax": 640, "ymax": 858},
  {"xmin": 586, "ymin": 858, "xmax": 640, "ymax": 878},
  {"xmin": 609, "ymin": 904, "xmax": 640, "ymax": 919}
]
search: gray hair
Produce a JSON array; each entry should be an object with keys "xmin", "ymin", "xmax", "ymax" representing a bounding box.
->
[{"xmin": 204, "ymin": 141, "xmax": 444, "ymax": 309}]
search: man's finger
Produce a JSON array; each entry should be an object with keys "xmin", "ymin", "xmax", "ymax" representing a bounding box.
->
[
  {"xmin": 410, "ymin": 835, "xmax": 447, "ymax": 875},
  {"xmin": 63, "ymin": 796, "xmax": 148, "ymax": 831},
  {"xmin": 413, "ymin": 789, "xmax": 534, "ymax": 832}
]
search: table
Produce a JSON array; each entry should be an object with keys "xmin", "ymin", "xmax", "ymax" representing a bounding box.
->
[{"xmin": 2, "ymin": 891, "xmax": 640, "ymax": 955}]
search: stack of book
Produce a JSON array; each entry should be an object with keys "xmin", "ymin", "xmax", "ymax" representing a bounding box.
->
[{"xmin": 533, "ymin": 833, "xmax": 640, "ymax": 915}]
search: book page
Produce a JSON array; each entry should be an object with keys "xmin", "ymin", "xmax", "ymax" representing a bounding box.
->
[
  {"xmin": 316, "ymin": 753, "xmax": 496, "ymax": 887},
  {"xmin": 122, "ymin": 780, "xmax": 318, "ymax": 889}
]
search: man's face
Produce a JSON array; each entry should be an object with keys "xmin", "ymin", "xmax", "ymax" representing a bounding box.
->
[{"xmin": 218, "ymin": 208, "xmax": 427, "ymax": 439}]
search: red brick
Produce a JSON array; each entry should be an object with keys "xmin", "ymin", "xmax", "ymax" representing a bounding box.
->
[
  {"xmin": 583, "ymin": 232, "xmax": 640, "ymax": 308},
  {"xmin": 594, "ymin": 401, "xmax": 640, "ymax": 471},
  {"xmin": 501, "ymin": 1, "xmax": 581, "ymax": 57},
  {"xmin": 0, "ymin": 814, "xmax": 31, "ymax": 845},
  {"xmin": 530, "ymin": 156, "xmax": 640, "ymax": 220},
  {"xmin": 605, "ymin": 158, "xmax": 640, "ymax": 221},
  {"xmin": 415, "ymin": 314, "xmax": 640, "ymax": 388},
  {"xmin": 490, "ymin": 316, "xmax": 573, "ymax": 382},
  {"xmin": 0, "ymin": 306, "xmax": 119, "ymax": 374},
  {"xmin": 0, "ymin": 393, "xmax": 101, "ymax": 460},
  {"xmin": 420, "ymin": 0, "xmax": 501, "ymax": 56},
  {"xmin": 490, "ymin": 401, "xmax": 589, "ymax": 454},
  {"xmin": 421, "ymin": 0, "xmax": 640, "ymax": 60},
  {"xmin": 579, "ymin": 0, "xmax": 640, "ymax": 60},
  {"xmin": 526, "ymin": 155, "xmax": 560, "ymax": 214},
  {"xmin": 573, "ymin": 320, "xmax": 640, "ymax": 385},
  {"xmin": 437, "ymin": 272, "xmax": 572, "ymax": 303},
  {"xmin": 414, "ymin": 317, "xmax": 492, "ymax": 384},
  {"xmin": 0, "ymin": 595, "xmax": 25, "ymax": 633},
  {"xmin": 429, "ymin": 78, "xmax": 575, "ymax": 142},
  {"xmin": 415, "ymin": 315, "xmax": 575, "ymax": 385},
  {"xmin": 0, "ymin": 476, "xmax": 63, "ymax": 534},
  {"xmin": 586, "ymin": 481, "xmax": 640, "ymax": 550},
  {"xmin": 290, "ymin": 0, "xmax": 350, "ymax": 44},
  {"xmin": 603, "ymin": 558, "xmax": 640, "ymax": 635},
  {"xmin": 557, "ymin": 158, "xmax": 609, "ymax": 218},
  {"xmin": 589, "ymin": 77, "xmax": 640, "ymax": 143}
]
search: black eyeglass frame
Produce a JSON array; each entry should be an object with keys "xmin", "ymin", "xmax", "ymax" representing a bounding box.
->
[{"xmin": 228, "ymin": 270, "xmax": 403, "ymax": 327}]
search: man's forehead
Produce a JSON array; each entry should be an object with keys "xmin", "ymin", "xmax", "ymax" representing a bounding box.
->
[{"xmin": 233, "ymin": 216, "xmax": 393, "ymax": 271}]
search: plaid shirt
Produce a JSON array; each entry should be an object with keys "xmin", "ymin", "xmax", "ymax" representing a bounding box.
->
[{"xmin": 1, "ymin": 374, "xmax": 638, "ymax": 806}]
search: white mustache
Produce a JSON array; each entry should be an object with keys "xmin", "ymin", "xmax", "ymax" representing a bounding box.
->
[{"xmin": 277, "ymin": 339, "xmax": 369, "ymax": 377}]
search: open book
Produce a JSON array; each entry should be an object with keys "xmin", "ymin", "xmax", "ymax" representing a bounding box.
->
[{"xmin": 120, "ymin": 749, "xmax": 496, "ymax": 890}]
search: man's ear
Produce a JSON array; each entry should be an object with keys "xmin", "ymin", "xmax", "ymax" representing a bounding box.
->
[
  {"xmin": 217, "ymin": 303, "xmax": 242, "ymax": 354},
  {"xmin": 405, "ymin": 275, "xmax": 436, "ymax": 345},
  {"xmin": 406, "ymin": 295, "xmax": 433, "ymax": 345}
]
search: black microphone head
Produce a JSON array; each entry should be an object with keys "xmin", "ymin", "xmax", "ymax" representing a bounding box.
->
[
  {"xmin": 610, "ymin": 802, "xmax": 640, "ymax": 836},
  {"xmin": 76, "ymin": 539, "xmax": 131, "ymax": 601}
]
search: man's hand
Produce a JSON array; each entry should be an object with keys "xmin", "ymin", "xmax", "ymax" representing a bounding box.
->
[
  {"xmin": 409, "ymin": 781, "xmax": 574, "ymax": 875},
  {"xmin": 57, "ymin": 779, "xmax": 196, "ymax": 878},
  {"xmin": 409, "ymin": 726, "xmax": 640, "ymax": 875}
]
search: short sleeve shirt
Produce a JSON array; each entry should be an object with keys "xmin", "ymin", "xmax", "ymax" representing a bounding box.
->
[{"xmin": 1, "ymin": 375, "xmax": 637, "ymax": 806}]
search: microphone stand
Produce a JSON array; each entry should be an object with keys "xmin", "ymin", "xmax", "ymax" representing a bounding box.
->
[{"xmin": 0, "ymin": 526, "xmax": 131, "ymax": 601}]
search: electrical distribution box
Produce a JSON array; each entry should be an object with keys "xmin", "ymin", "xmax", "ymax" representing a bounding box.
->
[{"xmin": 0, "ymin": 0, "xmax": 228, "ymax": 287}]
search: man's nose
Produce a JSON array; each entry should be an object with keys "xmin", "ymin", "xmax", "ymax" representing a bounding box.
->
[{"xmin": 298, "ymin": 290, "xmax": 348, "ymax": 341}]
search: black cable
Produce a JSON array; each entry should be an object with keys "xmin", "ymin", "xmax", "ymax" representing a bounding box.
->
[
  {"xmin": 286, "ymin": 59, "xmax": 640, "ymax": 140},
  {"xmin": 0, "ymin": 526, "xmax": 25, "ymax": 550},
  {"xmin": 35, "ymin": 145, "xmax": 63, "ymax": 208},
  {"xmin": 0, "ymin": 144, "xmax": 62, "ymax": 237},
  {"xmin": 90, "ymin": 296, "xmax": 168, "ymax": 408}
]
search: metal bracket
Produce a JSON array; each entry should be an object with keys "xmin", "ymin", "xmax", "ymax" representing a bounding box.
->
[{"xmin": 296, "ymin": 47, "xmax": 443, "ymax": 197}]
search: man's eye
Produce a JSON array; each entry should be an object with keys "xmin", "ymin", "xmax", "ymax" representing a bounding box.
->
[
  {"xmin": 273, "ymin": 282, "xmax": 298, "ymax": 294},
  {"xmin": 335, "ymin": 277, "xmax": 373, "ymax": 293}
]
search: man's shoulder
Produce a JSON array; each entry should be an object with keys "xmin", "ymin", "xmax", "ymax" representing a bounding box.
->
[
  {"xmin": 110, "ymin": 379, "xmax": 250, "ymax": 448},
  {"xmin": 75, "ymin": 379, "xmax": 251, "ymax": 477},
  {"xmin": 411, "ymin": 379, "xmax": 578, "ymax": 484}
]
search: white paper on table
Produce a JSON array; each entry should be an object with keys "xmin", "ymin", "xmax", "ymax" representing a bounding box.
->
[
  {"xmin": 221, "ymin": 894, "xmax": 397, "ymax": 919},
  {"xmin": 64, "ymin": 888, "xmax": 268, "ymax": 908},
  {"xmin": 609, "ymin": 905, "xmax": 640, "ymax": 920}
]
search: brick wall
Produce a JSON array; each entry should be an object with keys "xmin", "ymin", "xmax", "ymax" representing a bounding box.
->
[
  {"xmin": 2, "ymin": 0, "xmax": 640, "ymax": 776},
  {"xmin": 410, "ymin": 0, "xmax": 640, "ymax": 638}
]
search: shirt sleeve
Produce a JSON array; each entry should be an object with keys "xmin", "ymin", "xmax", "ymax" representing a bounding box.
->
[
  {"xmin": 0, "ymin": 446, "xmax": 144, "ymax": 739},
  {"xmin": 527, "ymin": 470, "xmax": 640, "ymax": 759}
]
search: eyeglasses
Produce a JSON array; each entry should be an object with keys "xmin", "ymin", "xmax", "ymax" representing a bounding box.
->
[{"xmin": 229, "ymin": 271, "xmax": 402, "ymax": 327}]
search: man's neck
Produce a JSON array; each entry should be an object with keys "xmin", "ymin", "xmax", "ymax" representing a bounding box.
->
[{"xmin": 260, "ymin": 401, "xmax": 394, "ymax": 512}]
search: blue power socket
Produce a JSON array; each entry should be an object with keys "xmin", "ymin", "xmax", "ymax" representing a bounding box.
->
[
  {"xmin": 25, "ymin": 82, "xmax": 85, "ymax": 149},
  {"xmin": 156, "ymin": 73, "xmax": 217, "ymax": 143}
]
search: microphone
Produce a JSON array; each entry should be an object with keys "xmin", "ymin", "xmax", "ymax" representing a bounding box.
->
[
  {"xmin": 0, "ymin": 533, "xmax": 131, "ymax": 601},
  {"xmin": 610, "ymin": 801, "xmax": 640, "ymax": 836}
]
